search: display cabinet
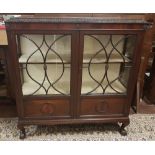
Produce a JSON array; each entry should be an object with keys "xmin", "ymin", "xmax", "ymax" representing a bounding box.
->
[{"xmin": 6, "ymin": 16, "xmax": 151, "ymax": 139}]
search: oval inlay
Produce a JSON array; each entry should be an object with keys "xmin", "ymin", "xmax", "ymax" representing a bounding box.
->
[
  {"xmin": 40, "ymin": 103, "xmax": 54, "ymax": 115},
  {"xmin": 95, "ymin": 101, "xmax": 108, "ymax": 113}
]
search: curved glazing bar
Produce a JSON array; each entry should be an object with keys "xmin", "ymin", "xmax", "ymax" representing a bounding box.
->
[
  {"xmin": 18, "ymin": 34, "xmax": 71, "ymax": 96},
  {"xmin": 81, "ymin": 34, "xmax": 136, "ymax": 95}
]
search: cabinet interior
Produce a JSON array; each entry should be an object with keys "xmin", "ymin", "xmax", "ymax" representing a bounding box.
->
[{"xmin": 17, "ymin": 34, "xmax": 136, "ymax": 96}]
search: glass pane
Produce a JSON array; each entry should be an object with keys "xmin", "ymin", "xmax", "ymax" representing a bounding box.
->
[
  {"xmin": 81, "ymin": 34, "xmax": 136, "ymax": 95},
  {"xmin": 17, "ymin": 34, "xmax": 71, "ymax": 96}
]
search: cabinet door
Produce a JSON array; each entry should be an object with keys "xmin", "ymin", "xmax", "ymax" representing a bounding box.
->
[
  {"xmin": 78, "ymin": 31, "xmax": 141, "ymax": 117},
  {"xmin": 17, "ymin": 33, "xmax": 72, "ymax": 96},
  {"xmin": 13, "ymin": 32, "xmax": 77, "ymax": 118}
]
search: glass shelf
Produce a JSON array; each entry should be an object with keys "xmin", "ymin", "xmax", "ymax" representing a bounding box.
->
[
  {"xmin": 19, "ymin": 53, "xmax": 131, "ymax": 64},
  {"xmin": 19, "ymin": 53, "xmax": 71, "ymax": 64},
  {"xmin": 83, "ymin": 53, "xmax": 131, "ymax": 63}
]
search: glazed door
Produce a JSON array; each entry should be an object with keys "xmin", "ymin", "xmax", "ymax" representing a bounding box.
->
[
  {"xmin": 78, "ymin": 31, "xmax": 141, "ymax": 117},
  {"xmin": 18, "ymin": 34, "xmax": 71, "ymax": 96},
  {"xmin": 13, "ymin": 31, "xmax": 78, "ymax": 118}
]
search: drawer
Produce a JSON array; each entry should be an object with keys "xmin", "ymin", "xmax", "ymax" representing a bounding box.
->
[
  {"xmin": 80, "ymin": 98, "xmax": 125, "ymax": 117},
  {"xmin": 23, "ymin": 99, "xmax": 71, "ymax": 118}
]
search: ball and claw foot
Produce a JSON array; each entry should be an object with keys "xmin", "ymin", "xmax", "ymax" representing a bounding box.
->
[
  {"xmin": 19, "ymin": 128, "xmax": 26, "ymax": 139},
  {"xmin": 119, "ymin": 123, "xmax": 128, "ymax": 136},
  {"xmin": 119, "ymin": 127, "xmax": 127, "ymax": 136}
]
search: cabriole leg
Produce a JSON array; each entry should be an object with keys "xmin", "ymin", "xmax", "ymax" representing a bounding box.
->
[
  {"xmin": 119, "ymin": 120, "xmax": 129, "ymax": 136},
  {"xmin": 18, "ymin": 124, "xmax": 26, "ymax": 139}
]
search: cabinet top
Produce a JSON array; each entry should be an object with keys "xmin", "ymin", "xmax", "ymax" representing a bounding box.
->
[{"xmin": 5, "ymin": 16, "xmax": 150, "ymax": 24}]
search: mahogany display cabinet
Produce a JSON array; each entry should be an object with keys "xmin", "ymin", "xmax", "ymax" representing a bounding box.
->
[{"xmin": 5, "ymin": 16, "xmax": 151, "ymax": 139}]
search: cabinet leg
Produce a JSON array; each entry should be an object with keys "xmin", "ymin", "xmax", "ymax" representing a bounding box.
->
[
  {"xmin": 18, "ymin": 125, "xmax": 26, "ymax": 139},
  {"xmin": 119, "ymin": 121, "xmax": 129, "ymax": 136}
]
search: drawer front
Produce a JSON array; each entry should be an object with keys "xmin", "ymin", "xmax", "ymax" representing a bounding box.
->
[
  {"xmin": 80, "ymin": 98, "xmax": 126, "ymax": 117},
  {"xmin": 23, "ymin": 99, "xmax": 71, "ymax": 118}
]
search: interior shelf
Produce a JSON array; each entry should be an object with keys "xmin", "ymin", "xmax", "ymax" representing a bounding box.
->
[
  {"xmin": 19, "ymin": 53, "xmax": 71, "ymax": 63},
  {"xmin": 19, "ymin": 53, "xmax": 131, "ymax": 64},
  {"xmin": 83, "ymin": 54, "xmax": 131, "ymax": 63}
]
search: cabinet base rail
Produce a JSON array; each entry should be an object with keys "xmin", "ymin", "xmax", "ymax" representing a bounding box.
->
[{"xmin": 18, "ymin": 117, "xmax": 129, "ymax": 139}]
